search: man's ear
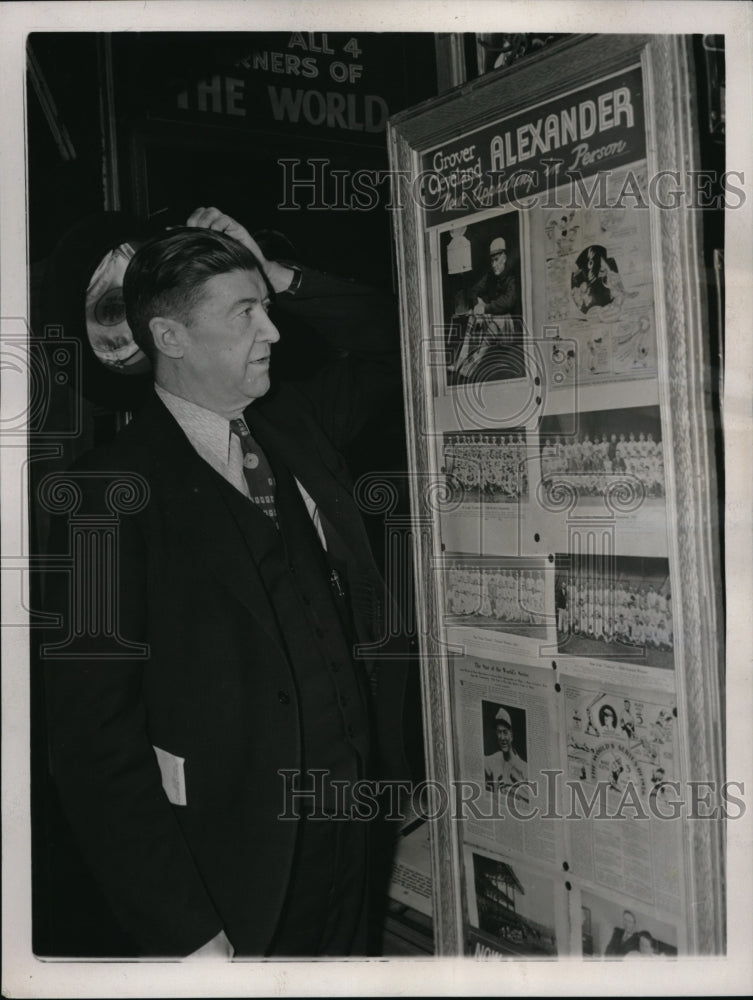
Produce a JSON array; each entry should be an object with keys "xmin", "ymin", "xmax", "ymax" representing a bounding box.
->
[{"xmin": 149, "ymin": 316, "xmax": 185, "ymax": 360}]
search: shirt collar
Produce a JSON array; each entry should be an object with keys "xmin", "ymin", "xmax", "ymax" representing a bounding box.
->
[{"xmin": 155, "ymin": 384, "xmax": 236, "ymax": 464}]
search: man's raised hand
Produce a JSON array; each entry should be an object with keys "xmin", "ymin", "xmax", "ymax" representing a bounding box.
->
[
  {"xmin": 186, "ymin": 206, "xmax": 295, "ymax": 294},
  {"xmin": 186, "ymin": 206, "xmax": 267, "ymax": 264}
]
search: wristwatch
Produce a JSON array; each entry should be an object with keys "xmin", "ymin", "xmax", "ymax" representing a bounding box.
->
[{"xmin": 281, "ymin": 264, "xmax": 302, "ymax": 296}]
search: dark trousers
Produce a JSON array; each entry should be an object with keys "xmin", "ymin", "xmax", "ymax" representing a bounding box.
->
[{"xmin": 268, "ymin": 814, "xmax": 368, "ymax": 957}]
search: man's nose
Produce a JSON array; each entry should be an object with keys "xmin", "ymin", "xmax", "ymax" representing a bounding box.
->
[{"xmin": 261, "ymin": 312, "xmax": 281, "ymax": 343}]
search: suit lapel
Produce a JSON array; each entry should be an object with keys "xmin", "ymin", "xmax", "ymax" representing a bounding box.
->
[
  {"xmin": 244, "ymin": 400, "xmax": 353, "ymax": 551},
  {"xmin": 133, "ymin": 394, "xmax": 289, "ymax": 661},
  {"xmin": 245, "ymin": 394, "xmax": 384, "ymax": 644}
]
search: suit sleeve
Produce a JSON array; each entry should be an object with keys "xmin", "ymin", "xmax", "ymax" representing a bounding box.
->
[
  {"xmin": 604, "ymin": 929, "xmax": 620, "ymax": 956},
  {"xmin": 272, "ymin": 266, "xmax": 401, "ymax": 450},
  {"xmin": 42, "ymin": 463, "xmax": 224, "ymax": 956}
]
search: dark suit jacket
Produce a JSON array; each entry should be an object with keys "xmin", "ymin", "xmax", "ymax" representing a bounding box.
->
[
  {"xmin": 605, "ymin": 926, "xmax": 639, "ymax": 956},
  {"xmin": 43, "ymin": 268, "xmax": 408, "ymax": 956},
  {"xmin": 471, "ymin": 267, "xmax": 519, "ymax": 316}
]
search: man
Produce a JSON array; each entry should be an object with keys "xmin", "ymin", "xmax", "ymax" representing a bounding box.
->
[
  {"xmin": 483, "ymin": 707, "xmax": 527, "ymax": 791},
  {"xmin": 615, "ymin": 613, "xmax": 631, "ymax": 644},
  {"xmin": 620, "ymin": 699, "xmax": 636, "ymax": 739},
  {"xmin": 471, "ymin": 236, "xmax": 519, "ymax": 317},
  {"xmin": 605, "ymin": 909, "xmax": 639, "ymax": 956},
  {"xmin": 43, "ymin": 208, "xmax": 407, "ymax": 958},
  {"xmin": 615, "ymin": 431, "xmax": 628, "ymax": 472},
  {"xmin": 555, "ymin": 577, "xmax": 568, "ymax": 634},
  {"xmin": 448, "ymin": 236, "xmax": 520, "ymax": 376}
]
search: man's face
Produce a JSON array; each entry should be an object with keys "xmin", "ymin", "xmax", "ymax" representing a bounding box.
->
[
  {"xmin": 490, "ymin": 245, "xmax": 507, "ymax": 276},
  {"xmin": 177, "ymin": 269, "xmax": 279, "ymax": 416},
  {"xmin": 623, "ymin": 912, "xmax": 636, "ymax": 933},
  {"xmin": 495, "ymin": 721, "xmax": 512, "ymax": 754}
]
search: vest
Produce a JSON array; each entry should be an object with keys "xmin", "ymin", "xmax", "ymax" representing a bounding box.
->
[{"xmin": 213, "ymin": 449, "xmax": 373, "ymax": 812}]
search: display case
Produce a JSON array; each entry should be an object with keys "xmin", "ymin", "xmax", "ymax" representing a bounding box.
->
[{"xmin": 387, "ymin": 33, "xmax": 725, "ymax": 957}]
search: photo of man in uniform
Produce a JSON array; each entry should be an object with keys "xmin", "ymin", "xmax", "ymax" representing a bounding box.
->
[
  {"xmin": 483, "ymin": 705, "xmax": 528, "ymax": 791},
  {"xmin": 470, "ymin": 236, "xmax": 520, "ymax": 318},
  {"xmin": 440, "ymin": 213, "xmax": 524, "ymax": 386},
  {"xmin": 604, "ymin": 909, "xmax": 639, "ymax": 956}
]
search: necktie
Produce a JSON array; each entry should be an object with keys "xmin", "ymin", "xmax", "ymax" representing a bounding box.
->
[{"xmin": 229, "ymin": 418, "xmax": 279, "ymax": 528}]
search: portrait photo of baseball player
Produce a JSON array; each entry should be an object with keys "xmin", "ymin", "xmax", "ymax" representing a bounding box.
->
[
  {"xmin": 439, "ymin": 212, "xmax": 526, "ymax": 387},
  {"xmin": 481, "ymin": 701, "xmax": 528, "ymax": 792}
]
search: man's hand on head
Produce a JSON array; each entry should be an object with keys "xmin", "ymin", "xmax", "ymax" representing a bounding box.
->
[
  {"xmin": 186, "ymin": 207, "xmax": 295, "ymax": 295},
  {"xmin": 186, "ymin": 206, "xmax": 263, "ymax": 258}
]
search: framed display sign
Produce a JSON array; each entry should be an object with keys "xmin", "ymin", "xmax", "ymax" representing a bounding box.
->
[{"xmin": 387, "ymin": 34, "xmax": 725, "ymax": 957}]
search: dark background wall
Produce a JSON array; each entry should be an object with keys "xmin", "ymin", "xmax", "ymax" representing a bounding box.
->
[{"xmin": 28, "ymin": 30, "xmax": 437, "ymax": 957}]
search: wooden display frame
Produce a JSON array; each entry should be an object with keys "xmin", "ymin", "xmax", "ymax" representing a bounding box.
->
[{"xmin": 388, "ymin": 33, "xmax": 724, "ymax": 957}]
